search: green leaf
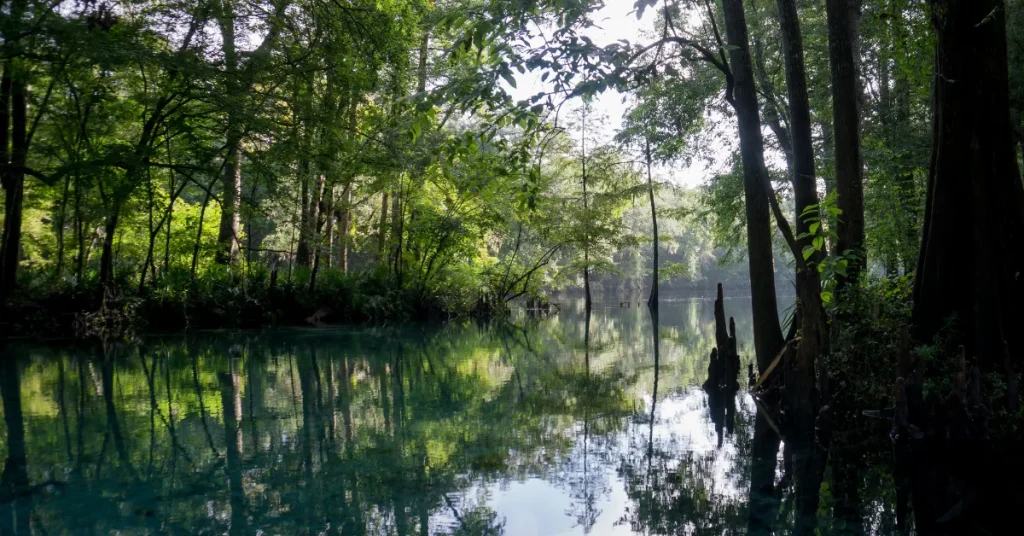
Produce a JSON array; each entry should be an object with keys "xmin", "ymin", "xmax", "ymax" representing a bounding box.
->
[
  {"xmin": 809, "ymin": 222, "xmax": 820, "ymax": 234},
  {"xmin": 813, "ymin": 235, "xmax": 824, "ymax": 251},
  {"xmin": 821, "ymin": 291, "xmax": 834, "ymax": 304},
  {"xmin": 802, "ymin": 245, "xmax": 816, "ymax": 260},
  {"xmin": 500, "ymin": 69, "xmax": 517, "ymax": 88}
]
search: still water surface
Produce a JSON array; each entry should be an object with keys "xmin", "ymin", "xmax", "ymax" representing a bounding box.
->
[{"xmin": 1, "ymin": 298, "xmax": 898, "ymax": 535}]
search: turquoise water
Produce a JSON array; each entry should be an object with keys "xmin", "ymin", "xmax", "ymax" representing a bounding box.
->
[{"xmin": 0, "ymin": 297, "xmax": 897, "ymax": 535}]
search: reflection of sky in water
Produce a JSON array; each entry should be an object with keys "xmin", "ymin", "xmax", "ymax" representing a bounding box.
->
[{"xmin": 437, "ymin": 390, "xmax": 760, "ymax": 535}]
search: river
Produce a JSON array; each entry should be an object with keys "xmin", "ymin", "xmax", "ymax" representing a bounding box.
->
[{"xmin": 1, "ymin": 296, "xmax": 900, "ymax": 535}]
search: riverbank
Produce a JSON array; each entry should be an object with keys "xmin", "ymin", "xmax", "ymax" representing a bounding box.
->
[{"xmin": 0, "ymin": 267, "xmax": 467, "ymax": 339}]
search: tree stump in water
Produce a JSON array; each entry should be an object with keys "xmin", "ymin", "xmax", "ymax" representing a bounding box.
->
[{"xmin": 704, "ymin": 283, "xmax": 741, "ymax": 446}]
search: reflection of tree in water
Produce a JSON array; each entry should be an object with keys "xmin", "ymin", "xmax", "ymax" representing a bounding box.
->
[
  {"xmin": 617, "ymin": 401, "xmax": 756, "ymax": 535},
  {"xmin": 0, "ymin": 320, "xmax": 639, "ymax": 535},
  {"xmin": 555, "ymin": 307, "xmax": 632, "ymax": 534},
  {"xmin": 615, "ymin": 306, "xmax": 753, "ymax": 535}
]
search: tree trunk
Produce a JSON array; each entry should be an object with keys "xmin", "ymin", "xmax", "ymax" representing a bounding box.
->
[
  {"xmin": 75, "ymin": 175, "xmax": 85, "ymax": 282},
  {"xmin": 338, "ymin": 184, "xmax": 352, "ymax": 274},
  {"xmin": 721, "ymin": 0, "xmax": 785, "ymax": 372},
  {"xmin": 582, "ymin": 161, "xmax": 591, "ymax": 311},
  {"xmin": 377, "ymin": 191, "xmax": 389, "ymax": 264},
  {"xmin": 55, "ymin": 174, "xmax": 72, "ymax": 279},
  {"xmin": 913, "ymin": 0, "xmax": 1024, "ymax": 369},
  {"xmin": 99, "ymin": 208, "xmax": 120, "ymax": 288},
  {"xmin": 309, "ymin": 176, "xmax": 329, "ymax": 292},
  {"xmin": 165, "ymin": 148, "xmax": 174, "ymax": 273},
  {"xmin": 324, "ymin": 188, "xmax": 335, "ymax": 270},
  {"xmin": 192, "ymin": 186, "xmax": 214, "ymax": 279},
  {"xmin": 645, "ymin": 140, "xmax": 659, "ymax": 307},
  {"xmin": 825, "ymin": 0, "xmax": 865, "ymax": 275},
  {"xmin": 0, "ymin": 61, "xmax": 27, "ymax": 304},
  {"xmin": 390, "ymin": 184, "xmax": 403, "ymax": 283},
  {"xmin": 775, "ymin": 0, "xmax": 820, "ymax": 245},
  {"xmin": 216, "ymin": 2, "xmax": 242, "ymax": 265},
  {"xmin": 296, "ymin": 161, "xmax": 312, "ymax": 267},
  {"xmin": 417, "ymin": 31, "xmax": 430, "ymax": 93},
  {"xmin": 217, "ymin": 130, "xmax": 242, "ymax": 264}
]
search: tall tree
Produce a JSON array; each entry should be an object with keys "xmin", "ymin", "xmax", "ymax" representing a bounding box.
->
[
  {"xmin": 215, "ymin": 0, "xmax": 289, "ymax": 265},
  {"xmin": 0, "ymin": 0, "xmax": 31, "ymax": 305},
  {"xmin": 720, "ymin": 0, "xmax": 786, "ymax": 372},
  {"xmin": 913, "ymin": 0, "xmax": 1024, "ymax": 366},
  {"xmin": 825, "ymin": 0, "xmax": 865, "ymax": 275},
  {"xmin": 774, "ymin": 0, "xmax": 820, "ymax": 248}
]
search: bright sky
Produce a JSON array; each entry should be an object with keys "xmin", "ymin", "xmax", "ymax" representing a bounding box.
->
[{"xmin": 506, "ymin": 0, "xmax": 731, "ymax": 189}]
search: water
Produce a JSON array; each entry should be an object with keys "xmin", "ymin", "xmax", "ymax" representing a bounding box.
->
[{"xmin": 0, "ymin": 297, "xmax": 898, "ymax": 535}]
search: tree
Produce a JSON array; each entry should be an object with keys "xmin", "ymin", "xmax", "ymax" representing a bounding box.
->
[
  {"xmin": 825, "ymin": 0, "xmax": 865, "ymax": 276},
  {"xmin": 912, "ymin": 0, "xmax": 1024, "ymax": 368},
  {"xmin": 618, "ymin": 75, "xmax": 710, "ymax": 308},
  {"xmin": 775, "ymin": 0, "xmax": 821, "ymax": 253},
  {"xmin": 719, "ymin": 0, "xmax": 787, "ymax": 372}
]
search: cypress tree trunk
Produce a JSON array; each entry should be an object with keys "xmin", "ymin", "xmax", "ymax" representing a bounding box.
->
[
  {"xmin": 775, "ymin": 0, "xmax": 819, "ymax": 245},
  {"xmin": 0, "ymin": 61, "xmax": 27, "ymax": 304},
  {"xmin": 99, "ymin": 209, "xmax": 120, "ymax": 288},
  {"xmin": 582, "ymin": 157, "xmax": 591, "ymax": 311},
  {"xmin": 338, "ymin": 184, "xmax": 352, "ymax": 274},
  {"xmin": 296, "ymin": 160, "xmax": 312, "ymax": 267},
  {"xmin": 217, "ymin": 129, "xmax": 242, "ymax": 264},
  {"xmin": 825, "ymin": 0, "xmax": 865, "ymax": 275},
  {"xmin": 913, "ymin": 0, "xmax": 1024, "ymax": 368},
  {"xmin": 74, "ymin": 175, "xmax": 85, "ymax": 282},
  {"xmin": 377, "ymin": 191, "xmax": 389, "ymax": 264},
  {"xmin": 55, "ymin": 175, "xmax": 72, "ymax": 279},
  {"xmin": 720, "ymin": 0, "xmax": 785, "ymax": 373},
  {"xmin": 645, "ymin": 140, "xmax": 658, "ymax": 307},
  {"xmin": 192, "ymin": 187, "xmax": 213, "ymax": 279},
  {"xmin": 216, "ymin": 1, "xmax": 242, "ymax": 265}
]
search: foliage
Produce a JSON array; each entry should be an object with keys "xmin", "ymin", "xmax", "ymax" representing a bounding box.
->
[{"xmin": 797, "ymin": 192, "xmax": 860, "ymax": 306}]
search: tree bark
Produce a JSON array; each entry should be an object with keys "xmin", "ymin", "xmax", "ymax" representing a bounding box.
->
[
  {"xmin": 825, "ymin": 0, "xmax": 865, "ymax": 275},
  {"xmin": 377, "ymin": 191, "xmax": 389, "ymax": 265},
  {"xmin": 217, "ymin": 129, "xmax": 242, "ymax": 264},
  {"xmin": 74, "ymin": 175, "xmax": 85, "ymax": 282},
  {"xmin": 296, "ymin": 160, "xmax": 312, "ymax": 267},
  {"xmin": 775, "ymin": 0, "xmax": 820, "ymax": 245},
  {"xmin": 309, "ymin": 176, "xmax": 328, "ymax": 292},
  {"xmin": 646, "ymin": 140, "xmax": 659, "ymax": 307},
  {"xmin": 582, "ymin": 155, "xmax": 591, "ymax": 311},
  {"xmin": 913, "ymin": 0, "xmax": 1024, "ymax": 369},
  {"xmin": 338, "ymin": 184, "xmax": 352, "ymax": 274},
  {"xmin": 0, "ymin": 61, "xmax": 27, "ymax": 304},
  {"xmin": 721, "ymin": 0, "xmax": 785, "ymax": 372},
  {"xmin": 192, "ymin": 186, "xmax": 214, "ymax": 279},
  {"xmin": 216, "ymin": 1, "xmax": 242, "ymax": 264},
  {"xmin": 99, "ymin": 208, "xmax": 120, "ymax": 288}
]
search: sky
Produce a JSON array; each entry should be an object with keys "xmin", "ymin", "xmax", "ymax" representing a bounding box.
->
[{"xmin": 506, "ymin": 0, "xmax": 731, "ymax": 189}]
